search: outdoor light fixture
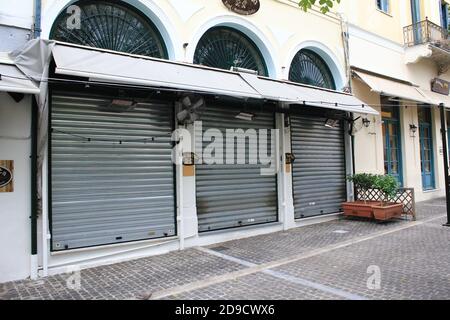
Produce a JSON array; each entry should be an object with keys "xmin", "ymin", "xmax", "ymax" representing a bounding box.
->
[
  {"xmin": 410, "ymin": 124, "xmax": 418, "ymax": 136},
  {"xmin": 324, "ymin": 119, "xmax": 339, "ymax": 129},
  {"xmin": 362, "ymin": 117, "xmax": 371, "ymax": 128},
  {"xmin": 235, "ymin": 112, "xmax": 255, "ymax": 121}
]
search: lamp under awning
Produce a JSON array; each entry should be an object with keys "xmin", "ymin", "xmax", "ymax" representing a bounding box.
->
[{"xmin": 353, "ymin": 70, "xmax": 430, "ymax": 104}]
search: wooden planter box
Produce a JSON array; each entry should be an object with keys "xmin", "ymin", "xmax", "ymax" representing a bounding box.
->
[
  {"xmin": 342, "ymin": 201, "xmax": 382, "ymax": 219},
  {"xmin": 372, "ymin": 203, "xmax": 404, "ymax": 221}
]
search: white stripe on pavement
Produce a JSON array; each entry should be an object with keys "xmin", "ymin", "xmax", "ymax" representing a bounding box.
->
[
  {"xmin": 146, "ymin": 214, "xmax": 446, "ymax": 300},
  {"xmin": 197, "ymin": 247, "xmax": 368, "ymax": 300}
]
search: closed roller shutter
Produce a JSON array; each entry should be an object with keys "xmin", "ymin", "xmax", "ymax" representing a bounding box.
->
[
  {"xmin": 291, "ymin": 112, "xmax": 346, "ymax": 219},
  {"xmin": 196, "ymin": 104, "xmax": 278, "ymax": 232},
  {"xmin": 50, "ymin": 93, "xmax": 176, "ymax": 251}
]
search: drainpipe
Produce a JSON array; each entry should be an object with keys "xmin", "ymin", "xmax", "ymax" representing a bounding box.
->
[
  {"xmin": 33, "ymin": 0, "xmax": 42, "ymax": 39},
  {"xmin": 30, "ymin": 98, "xmax": 38, "ymax": 279},
  {"xmin": 336, "ymin": 12, "xmax": 352, "ymax": 92}
]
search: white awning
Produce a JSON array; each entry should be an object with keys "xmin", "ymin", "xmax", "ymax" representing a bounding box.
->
[
  {"xmin": 0, "ymin": 63, "xmax": 40, "ymax": 94},
  {"xmin": 51, "ymin": 42, "xmax": 377, "ymax": 115},
  {"xmin": 353, "ymin": 70, "xmax": 430, "ymax": 104},
  {"xmin": 241, "ymin": 73, "xmax": 379, "ymax": 115},
  {"xmin": 418, "ymin": 88, "xmax": 450, "ymax": 108},
  {"xmin": 51, "ymin": 43, "xmax": 261, "ymax": 99}
]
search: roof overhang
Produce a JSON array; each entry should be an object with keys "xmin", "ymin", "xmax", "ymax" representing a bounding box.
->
[{"xmin": 405, "ymin": 43, "xmax": 450, "ymax": 75}]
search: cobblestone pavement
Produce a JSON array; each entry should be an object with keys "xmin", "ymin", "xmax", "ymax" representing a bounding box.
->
[{"xmin": 1, "ymin": 198, "xmax": 449, "ymax": 300}]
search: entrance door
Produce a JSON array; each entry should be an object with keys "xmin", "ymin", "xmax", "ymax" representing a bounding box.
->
[
  {"xmin": 50, "ymin": 92, "xmax": 176, "ymax": 251},
  {"xmin": 411, "ymin": 0, "xmax": 422, "ymax": 44},
  {"xmin": 441, "ymin": 1, "xmax": 449, "ymax": 30},
  {"xmin": 196, "ymin": 104, "xmax": 278, "ymax": 232},
  {"xmin": 382, "ymin": 104, "xmax": 403, "ymax": 186},
  {"xmin": 418, "ymin": 106, "xmax": 435, "ymax": 190},
  {"xmin": 291, "ymin": 110, "xmax": 347, "ymax": 219}
]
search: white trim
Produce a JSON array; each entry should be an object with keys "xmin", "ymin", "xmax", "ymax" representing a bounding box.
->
[
  {"xmin": 284, "ymin": 40, "xmax": 346, "ymax": 90},
  {"xmin": 348, "ymin": 23, "xmax": 405, "ymax": 54},
  {"xmin": 41, "ymin": 0, "xmax": 183, "ymax": 61},
  {"xmin": 185, "ymin": 15, "xmax": 280, "ymax": 78}
]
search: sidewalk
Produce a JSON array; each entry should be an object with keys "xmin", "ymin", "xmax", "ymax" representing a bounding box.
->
[{"xmin": 1, "ymin": 198, "xmax": 449, "ymax": 300}]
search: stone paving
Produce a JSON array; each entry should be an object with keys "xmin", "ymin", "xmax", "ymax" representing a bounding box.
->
[{"xmin": 1, "ymin": 198, "xmax": 449, "ymax": 300}]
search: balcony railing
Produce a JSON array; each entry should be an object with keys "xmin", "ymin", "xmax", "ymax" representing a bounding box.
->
[{"xmin": 404, "ymin": 17, "xmax": 449, "ymax": 47}]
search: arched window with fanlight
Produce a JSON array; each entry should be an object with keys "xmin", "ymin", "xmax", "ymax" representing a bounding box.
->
[
  {"xmin": 289, "ymin": 49, "xmax": 336, "ymax": 90},
  {"xmin": 50, "ymin": 0, "xmax": 168, "ymax": 58},
  {"xmin": 193, "ymin": 27, "xmax": 268, "ymax": 76}
]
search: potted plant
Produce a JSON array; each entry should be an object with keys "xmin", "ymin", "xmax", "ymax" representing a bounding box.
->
[
  {"xmin": 371, "ymin": 175, "xmax": 403, "ymax": 221},
  {"xmin": 342, "ymin": 173, "xmax": 381, "ymax": 218}
]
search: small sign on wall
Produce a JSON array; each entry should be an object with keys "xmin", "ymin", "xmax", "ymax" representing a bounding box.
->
[
  {"xmin": 0, "ymin": 160, "xmax": 14, "ymax": 193},
  {"xmin": 431, "ymin": 78, "xmax": 450, "ymax": 96}
]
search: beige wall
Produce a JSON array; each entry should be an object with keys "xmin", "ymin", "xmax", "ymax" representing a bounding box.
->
[
  {"xmin": 337, "ymin": 0, "xmax": 406, "ymax": 44},
  {"xmin": 351, "ymin": 79, "xmax": 384, "ymax": 175}
]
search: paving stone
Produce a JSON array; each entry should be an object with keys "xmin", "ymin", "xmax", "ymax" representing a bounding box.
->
[
  {"xmin": 1, "ymin": 197, "xmax": 448, "ymax": 300},
  {"xmin": 1, "ymin": 249, "xmax": 245, "ymax": 300},
  {"xmin": 164, "ymin": 272, "xmax": 343, "ymax": 300}
]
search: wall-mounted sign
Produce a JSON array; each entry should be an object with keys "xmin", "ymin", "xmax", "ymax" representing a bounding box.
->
[
  {"xmin": 222, "ymin": 0, "xmax": 260, "ymax": 15},
  {"xmin": 0, "ymin": 161, "xmax": 13, "ymax": 192},
  {"xmin": 431, "ymin": 78, "xmax": 450, "ymax": 96}
]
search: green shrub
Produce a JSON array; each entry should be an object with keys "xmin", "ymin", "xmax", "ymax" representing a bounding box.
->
[
  {"xmin": 348, "ymin": 173, "xmax": 399, "ymax": 205},
  {"xmin": 373, "ymin": 175, "xmax": 399, "ymax": 200},
  {"xmin": 347, "ymin": 173, "xmax": 377, "ymax": 191}
]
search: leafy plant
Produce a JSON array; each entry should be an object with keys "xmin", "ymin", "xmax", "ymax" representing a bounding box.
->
[
  {"xmin": 348, "ymin": 173, "xmax": 399, "ymax": 205},
  {"xmin": 373, "ymin": 175, "xmax": 399, "ymax": 206},
  {"xmin": 347, "ymin": 173, "xmax": 377, "ymax": 204},
  {"xmin": 298, "ymin": 0, "xmax": 341, "ymax": 14},
  {"xmin": 347, "ymin": 173, "xmax": 377, "ymax": 190}
]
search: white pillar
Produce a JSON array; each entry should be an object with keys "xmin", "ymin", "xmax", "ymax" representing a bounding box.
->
[{"xmin": 277, "ymin": 112, "xmax": 295, "ymax": 230}]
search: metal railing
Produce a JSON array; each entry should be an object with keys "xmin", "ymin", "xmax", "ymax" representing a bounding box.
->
[
  {"xmin": 355, "ymin": 187, "xmax": 416, "ymax": 221},
  {"xmin": 404, "ymin": 17, "xmax": 449, "ymax": 47}
]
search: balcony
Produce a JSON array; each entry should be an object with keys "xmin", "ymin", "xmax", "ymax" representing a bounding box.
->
[
  {"xmin": 403, "ymin": 18, "xmax": 450, "ymax": 74},
  {"xmin": 404, "ymin": 18, "xmax": 449, "ymax": 48}
]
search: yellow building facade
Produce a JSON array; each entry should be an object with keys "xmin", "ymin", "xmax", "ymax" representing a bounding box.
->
[{"xmin": 340, "ymin": 0, "xmax": 450, "ymax": 202}]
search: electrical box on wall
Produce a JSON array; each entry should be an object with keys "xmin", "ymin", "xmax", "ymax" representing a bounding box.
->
[{"xmin": 0, "ymin": 160, "xmax": 14, "ymax": 192}]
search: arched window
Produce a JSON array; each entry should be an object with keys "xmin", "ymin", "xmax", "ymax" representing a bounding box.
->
[
  {"xmin": 194, "ymin": 27, "xmax": 268, "ymax": 76},
  {"xmin": 289, "ymin": 49, "xmax": 335, "ymax": 90},
  {"xmin": 50, "ymin": 1, "xmax": 168, "ymax": 58}
]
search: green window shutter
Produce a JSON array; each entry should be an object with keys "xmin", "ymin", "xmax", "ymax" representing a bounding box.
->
[
  {"xmin": 50, "ymin": 1, "xmax": 168, "ymax": 59},
  {"xmin": 289, "ymin": 49, "xmax": 336, "ymax": 90},
  {"xmin": 194, "ymin": 27, "xmax": 268, "ymax": 76}
]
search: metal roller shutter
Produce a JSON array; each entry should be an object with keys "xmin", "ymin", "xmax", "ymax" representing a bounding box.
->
[
  {"xmin": 50, "ymin": 93, "xmax": 176, "ymax": 251},
  {"xmin": 196, "ymin": 104, "xmax": 278, "ymax": 232},
  {"xmin": 291, "ymin": 112, "xmax": 347, "ymax": 219}
]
